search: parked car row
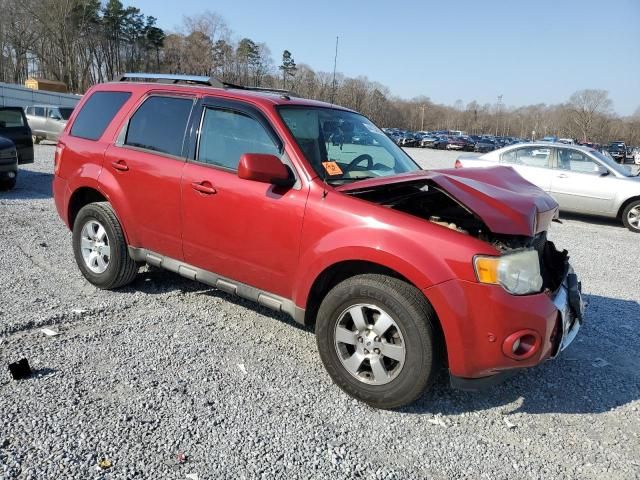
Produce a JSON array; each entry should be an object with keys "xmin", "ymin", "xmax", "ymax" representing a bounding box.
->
[{"xmin": 381, "ymin": 128, "xmax": 527, "ymax": 153}]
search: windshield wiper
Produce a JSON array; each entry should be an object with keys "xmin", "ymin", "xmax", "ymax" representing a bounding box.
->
[{"xmin": 328, "ymin": 176, "xmax": 377, "ymax": 185}]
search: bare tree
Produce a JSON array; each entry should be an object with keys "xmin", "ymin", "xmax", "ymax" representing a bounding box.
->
[{"xmin": 568, "ymin": 89, "xmax": 613, "ymax": 142}]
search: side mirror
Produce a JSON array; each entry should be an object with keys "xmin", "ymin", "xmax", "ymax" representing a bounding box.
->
[
  {"xmin": 238, "ymin": 153, "xmax": 294, "ymax": 187},
  {"xmin": 596, "ymin": 165, "xmax": 609, "ymax": 176}
]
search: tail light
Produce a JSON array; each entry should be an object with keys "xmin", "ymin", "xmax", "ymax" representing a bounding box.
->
[
  {"xmin": 454, "ymin": 159, "xmax": 463, "ymax": 168},
  {"xmin": 54, "ymin": 143, "xmax": 64, "ymax": 175}
]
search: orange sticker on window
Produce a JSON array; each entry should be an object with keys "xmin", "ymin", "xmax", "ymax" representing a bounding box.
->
[{"xmin": 322, "ymin": 161, "xmax": 343, "ymax": 176}]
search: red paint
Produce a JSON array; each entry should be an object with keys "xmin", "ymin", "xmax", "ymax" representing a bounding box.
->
[{"xmin": 53, "ymin": 81, "xmax": 569, "ymax": 380}]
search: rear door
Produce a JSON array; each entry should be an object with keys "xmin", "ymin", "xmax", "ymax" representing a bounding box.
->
[
  {"xmin": 102, "ymin": 94, "xmax": 196, "ymax": 260},
  {"xmin": 499, "ymin": 146, "xmax": 553, "ymax": 191},
  {"xmin": 549, "ymin": 148, "xmax": 617, "ymax": 214},
  {"xmin": 0, "ymin": 107, "xmax": 33, "ymax": 163}
]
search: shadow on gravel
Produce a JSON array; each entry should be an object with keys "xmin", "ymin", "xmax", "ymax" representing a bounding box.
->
[
  {"xmin": 1, "ymin": 170, "xmax": 53, "ymax": 200},
  {"xmin": 401, "ymin": 294, "xmax": 640, "ymax": 416},
  {"xmin": 127, "ymin": 267, "xmax": 312, "ymax": 333},
  {"xmin": 558, "ymin": 212, "xmax": 625, "ymax": 229}
]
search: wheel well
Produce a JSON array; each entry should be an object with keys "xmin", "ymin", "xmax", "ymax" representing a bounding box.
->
[
  {"xmin": 617, "ymin": 196, "xmax": 640, "ymax": 219},
  {"xmin": 68, "ymin": 187, "xmax": 107, "ymax": 228}
]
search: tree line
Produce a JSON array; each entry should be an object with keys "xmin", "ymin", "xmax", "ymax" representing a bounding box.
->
[{"xmin": 1, "ymin": 1, "xmax": 637, "ymax": 144}]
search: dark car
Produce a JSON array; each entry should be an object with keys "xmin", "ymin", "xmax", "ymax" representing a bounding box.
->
[
  {"xmin": 474, "ymin": 138, "xmax": 496, "ymax": 153},
  {"xmin": 457, "ymin": 136, "xmax": 476, "ymax": 152},
  {"xmin": 0, "ymin": 107, "xmax": 34, "ymax": 165},
  {"xmin": 0, "ymin": 136, "xmax": 18, "ymax": 191},
  {"xmin": 607, "ymin": 142, "xmax": 627, "ymax": 163},
  {"xmin": 420, "ymin": 134, "xmax": 441, "ymax": 148}
]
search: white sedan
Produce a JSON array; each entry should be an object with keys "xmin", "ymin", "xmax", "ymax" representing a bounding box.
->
[{"xmin": 455, "ymin": 143, "xmax": 640, "ymax": 232}]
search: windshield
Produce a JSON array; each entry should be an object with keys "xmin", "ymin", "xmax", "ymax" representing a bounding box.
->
[
  {"xmin": 590, "ymin": 149, "xmax": 634, "ymax": 177},
  {"xmin": 59, "ymin": 108, "xmax": 74, "ymax": 120},
  {"xmin": 278, "ymin": 106, "xmax": 420, "ymax": 184}
]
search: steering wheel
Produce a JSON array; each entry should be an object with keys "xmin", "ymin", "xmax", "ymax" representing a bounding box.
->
[{"xmin": 343, "ymin": 154, "xmax": 373, "ymax": 174}]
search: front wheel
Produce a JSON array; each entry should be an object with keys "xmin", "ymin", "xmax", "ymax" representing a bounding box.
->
[
  {"xmin": 622, "ymin": 200, "xmax": 640, "ymax": 233},
  {"xmin": 315, "ymin": 274, "xmax": 442, "ymax": 409},
  {"xmin": 72, "ymin": 202, "xmax": 139, "ymax": 289}
]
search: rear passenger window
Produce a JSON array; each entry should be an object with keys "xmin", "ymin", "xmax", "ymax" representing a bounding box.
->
[
  {"xmin": 125, "ymin": 96, "xmax": 193, "ymax": 157},
  {"xmin": 0, "ymin": 109, "xmax": 25, "ymax": 127},
  {"xmin": 198, "ymin": 108, "xmax": 280, "ymax": 170},
  {"xmin": 71, "ymin": 91, "xmax": 131, "ymax": 141},
  {"xmin": 501, "ymin": 147, "xmax": 550, "ymax": 168}
]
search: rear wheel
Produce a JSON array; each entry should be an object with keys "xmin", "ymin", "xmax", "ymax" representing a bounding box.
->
[
  {"xmin": 315, "ymin": 274, "xmax": 441, "ymax": 409},
  {"xmin": 622, "ymin": 200, "xmax": 640, "ymax": 233},
  {"xmin": 72, "ymin": 202, "xmax": 138, "ymax": 289}
]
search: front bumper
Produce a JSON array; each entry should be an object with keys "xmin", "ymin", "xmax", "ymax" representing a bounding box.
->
[{"xmin": 424, "ymin": 266, "xmax": 584, "ymax": 386}]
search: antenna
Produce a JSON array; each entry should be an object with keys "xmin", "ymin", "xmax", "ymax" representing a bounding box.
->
[{"xmin": 330, "ymin": 36, "xmax": 339, "ymax": 104}]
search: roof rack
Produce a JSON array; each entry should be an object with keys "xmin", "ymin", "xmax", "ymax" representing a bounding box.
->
[{"xmin": 117, "ymin": 73, "xmax": 291, "ymax": 96}]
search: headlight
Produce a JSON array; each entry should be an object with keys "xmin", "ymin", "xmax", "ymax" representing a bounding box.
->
[{"xmin": 474, "ymin": 250, "xmax": 542, "ymax": 295}]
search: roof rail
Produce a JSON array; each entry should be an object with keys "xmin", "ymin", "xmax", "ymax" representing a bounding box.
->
[
  {"xmin": 117, "ymin": 73, "xmax": 291, "ymax": 96},
  {"xmin": 117, "ymin": 73, "xmax": 224, "ymax": 87}
]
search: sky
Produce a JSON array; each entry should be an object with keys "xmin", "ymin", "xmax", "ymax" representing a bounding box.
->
[{"xmin": 123, "ymin": 0, "xmax": 640, "ymax": 116}]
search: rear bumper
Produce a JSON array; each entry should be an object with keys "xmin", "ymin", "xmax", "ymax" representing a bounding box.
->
[{"xmin": 424, "ymin": 267, "xmax": 584, "ymax": 383}]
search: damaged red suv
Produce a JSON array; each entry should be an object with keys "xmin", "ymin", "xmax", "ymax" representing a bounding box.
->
[{"xmin": 53, "ymin": 73, "xmax": 584, "ymax": 408}]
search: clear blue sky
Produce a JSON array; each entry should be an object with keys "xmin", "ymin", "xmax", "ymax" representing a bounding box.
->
[{"xmin": 124, "ymin": 0, "xmax": 640, "ymax": 116}]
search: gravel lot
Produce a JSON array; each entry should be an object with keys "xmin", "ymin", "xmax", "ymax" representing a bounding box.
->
[{"xmin": 1, "ymin": 145, "xmax": 639, "ymax": 479}]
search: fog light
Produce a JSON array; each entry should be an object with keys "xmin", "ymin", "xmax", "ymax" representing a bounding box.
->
[{"xmin": 503, "ymin": 330, "xmax": 541, "ymax": 360}]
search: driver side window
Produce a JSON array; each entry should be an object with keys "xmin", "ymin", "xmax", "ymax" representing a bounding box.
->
[{"xmin": 555, "ymin": 149, "xmax": 600, "ymax": 174}]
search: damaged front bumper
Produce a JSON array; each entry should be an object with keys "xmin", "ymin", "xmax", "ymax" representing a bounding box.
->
[{"xmin": 424, "ymin": 263, "xmax": 586, "ymax": 391}]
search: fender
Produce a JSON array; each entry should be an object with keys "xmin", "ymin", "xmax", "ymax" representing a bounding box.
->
[{"xmin": 290, "ymin": 182, "xmax": 500, "ymax": 310}]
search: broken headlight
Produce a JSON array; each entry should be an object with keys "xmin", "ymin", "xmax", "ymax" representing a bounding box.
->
[{"xmin": 474, "ymin": 250, "xmax": 543, "ymax": 295}]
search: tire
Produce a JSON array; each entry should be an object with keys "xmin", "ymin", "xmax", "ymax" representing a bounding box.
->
[
  {"xmin": 0, "ymin": 172, "xmax": 17, "ymax": 191},
  {"xmin": 315, "ymin": 274, "xmax": 441, "ymax": 409},
  {"xmin": 622, "ymin": 200, "xmax": 640, "ymax": 233},
  {"xmin": 72, "ymin": 202, "xmax": 138, "ymax": 289}
]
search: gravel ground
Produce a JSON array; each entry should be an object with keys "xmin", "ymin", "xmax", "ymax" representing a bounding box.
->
[{"xmin": 1, "ymin": 145, "xmax": 639, "ymax": 479}]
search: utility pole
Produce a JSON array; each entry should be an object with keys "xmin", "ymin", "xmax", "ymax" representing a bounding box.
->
[
  {"xmin": 330, "ymin": 36, "xmax": 339, "ymax": 104},
  {"xmin": 421, "ymin": 104, "xmax": 425, "ymax": 131},
  {"xmin": 495, "ymin": 94, "xmax": 503, "ymax": 136}
]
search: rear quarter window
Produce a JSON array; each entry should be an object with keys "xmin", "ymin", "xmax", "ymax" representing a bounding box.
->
[
  {"xmin": 0, "ymin": 109, "xmax": 25, "ymax": 128},
  {"xmin": 70, "ymin": 91, "xmax": 131, "ymax": 141}
]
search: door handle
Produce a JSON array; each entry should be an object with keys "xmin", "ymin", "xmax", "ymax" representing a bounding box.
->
[
  {"xmin": 111, "ymin": 160, "xmax": 129, "ymax": 171},
  {"xmin": 191, "ymin": 181, "xmax": 217, "ymax": 195},
  {"xmin": 556, "ymin": 174, "xmax": 568, "ymax": 178}
]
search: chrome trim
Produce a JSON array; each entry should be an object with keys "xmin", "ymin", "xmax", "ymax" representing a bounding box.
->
[
  {"xmin": 128, "ymin": 247, "xmax": 305, "ymax": 325},
  {"xmin": 551, "ymin": 266, "xmax": 583, "ymax": 356}
]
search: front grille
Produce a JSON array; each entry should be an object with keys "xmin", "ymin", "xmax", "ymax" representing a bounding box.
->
[{"xmin": 0, "ymin": 149, "xmax": 17, "ymax": 160}]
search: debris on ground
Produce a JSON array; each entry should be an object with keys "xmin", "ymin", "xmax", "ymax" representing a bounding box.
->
[
  {"xmin": 185, "ymin": 474, "xmax": 199, "ymax": 480},
  {"xmin": 8, "ymin": 358, "xmax": 32, "ymax": 380},
  {"xmin": 176, "ymin": 452, "xmax": 187, "ymax": 464},
  {"xmin": 504, "ymin": 417, "xmax": 517, "ymax": 429},
  {"xmin": 71, "ymin": 308, "xmax": 88, "ymax": 315},
  {"xmin": 97, "ymin": 458, "xmax": 113, "ymax": 470},
  {"xmin": 237, "ymin": 363, "xmax": 247, "ymax": 375},
  {"xmin": 592, "ymin": 358, "xmax": 611, "ymax": 368},
  {"xmin": 40, "ymin": 328, "xmax": 60, "ymax": 337}
]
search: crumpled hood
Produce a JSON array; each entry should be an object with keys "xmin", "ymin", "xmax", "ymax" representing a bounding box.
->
[{"xmin": 336, "ymin": 166, "xmax": 559, "ymax": 236}]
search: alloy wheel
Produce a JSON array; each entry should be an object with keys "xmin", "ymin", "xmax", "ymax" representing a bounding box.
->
[
  {"xmin": 80, "ymin": 220, "xmax": 111, "ymax": 274},
  {"xmin": 333, "ymin": 304, "xmax": 406, "ymax": 385}
]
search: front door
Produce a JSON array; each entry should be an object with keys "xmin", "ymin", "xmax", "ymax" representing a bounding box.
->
[
  {"xmin": 549, "ymin": 148, "xmax": 617, "ymax": 214},
  {"xmin": 181, "ymin": 99, "xmax": 307, "ymax": 298}
]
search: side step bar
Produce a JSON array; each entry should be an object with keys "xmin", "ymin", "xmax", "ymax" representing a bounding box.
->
[{"xmin": 129, "ymin": 247, "xmax": 306, "ymax": 325}]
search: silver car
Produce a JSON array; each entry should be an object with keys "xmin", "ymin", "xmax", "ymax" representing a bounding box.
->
[
  {"xmin": 456, "ymin": 143, "xmax": 640, "ymax": 232},
  {"xmin": 25, "ymin": 105, "xmax": 74, "ymax": 144}
]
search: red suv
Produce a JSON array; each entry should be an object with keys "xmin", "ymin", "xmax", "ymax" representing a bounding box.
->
[{"xmin": 53, "ymin": 73, "xmax": 584, "ymax": 408}]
